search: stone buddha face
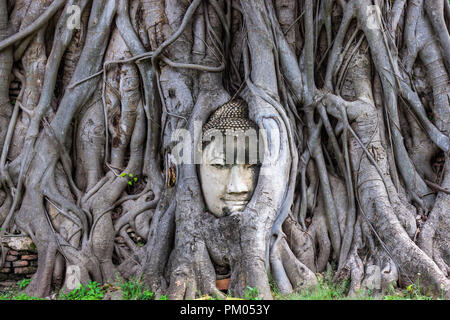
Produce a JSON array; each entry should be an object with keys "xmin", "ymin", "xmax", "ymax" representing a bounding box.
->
[{"xmin": 199, "ymin": 100, "xmax": 261, "ymax": 218}]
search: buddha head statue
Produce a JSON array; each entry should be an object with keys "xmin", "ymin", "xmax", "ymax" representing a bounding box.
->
[{"xmin": 199, "ymin": 100, "xmax": 261, "ymax": 218}]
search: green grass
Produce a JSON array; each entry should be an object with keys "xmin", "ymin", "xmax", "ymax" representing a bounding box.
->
[
  {"xmin": 0, "ymin": 272, "xmax": 439, "ymax": 300},
  {"xmin": 0, "ymin": 280, "xmax": 106, "ymax": 301},
  {"xmin": 271, "ymin": 270, "xmax": 438, "ymax": 301},
  {"xmin": 17, "ymin": 278, "xmax": 31, "ymax": 290},
  {"xmin": 382, "ymin": 281, "xmax": 435, "ymax": 301},
  {"xmin": 56, "ymin": 278, "xmax": 168, "ymax": 300},
  {"xmin": 0, "ymin": 279, "xmax": 43, "ymax": 300},
  {"xmin": 274, "ymin": 279, "xmax": 353, "ymax": 300},
  {"xmin": 58, "ymin": 281, "xmax": 105, "ymax": 300},
  {"xmin": 271, "ymin": 269, "xmax": 356, "ymax": 300},
  {"xmin": 0, "ymin": 293, "xmax": 43, "ymax": 300},
  {"xmin": 3, "ymin": 280, "xmax": 140, "ymax": 300},
  {"xmin": 119, "ymin": 277, "xmax": 154, "ymax": 300},
  {"xmin": 243, "ymin": 286, "xmax": 263, "ymax": 300}
]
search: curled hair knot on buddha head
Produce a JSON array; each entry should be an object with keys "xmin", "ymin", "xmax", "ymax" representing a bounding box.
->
[
  {"xmin": 202, "ymin": 99, "xmax": 258, "ymax": 136},
  {"xmin": 201, "ymin": 99, "xmax": 259, "ymax": 152}
]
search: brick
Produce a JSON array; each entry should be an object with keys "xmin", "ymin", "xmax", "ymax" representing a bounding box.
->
[
  {"xmin": 21, "ymin": 255, "xmax": 38, "ymax": 261},
  {"xmin": 5, "ymin": 255, "xmax": 18, "ymax": 262},
  {"xmin": 8, "ymin": 250, "xmax": 20, "ymax": 256},
  {"xmin": 216, "ymin": 278, "xmax": 230, "ymax": 291},
  {"xmin": 14, "ymin": 267, "xmax": 37, "ymax": 275},
  {"xmin": 13, "ymin": 260, "xmax": 29, "ymax": 267},
  {"xmin": 0, "ymin": 268, "xmax": 12, "ymax": 273}
]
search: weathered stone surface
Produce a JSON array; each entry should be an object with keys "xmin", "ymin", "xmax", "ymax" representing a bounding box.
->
[
  {"xmin": 5, "ymin": 255, "xmax": 18, "ymax": 262},
  {"xmin": 2, "ymin": 236, "xmax": 36, "ymax": 252},
  {"xmin": 362, "ymin": 265, "xmax": 381, "ymax": 291}
]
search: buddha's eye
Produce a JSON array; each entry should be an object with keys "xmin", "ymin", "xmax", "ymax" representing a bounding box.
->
[{"xmin": 212, "ymin": 163, "xmax": 225, "ymax": 169}]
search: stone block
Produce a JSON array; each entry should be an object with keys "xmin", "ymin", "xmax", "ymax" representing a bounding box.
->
[
  {"xmin": 5, "ymin": 255, "xmax": 18, "ymax": 262},
  {"xmin": 21, "ymin": 255, "xmax": 38, "ymax": 261},
  {"xmin": 2, "ymin": 236, "xmax": 36, "ymax": 252},
  {"xmin": 13, "ymin": 260, "xmax": 29, "ymax": 267},
  {"xmin": 14, "ymin": 267, "xmax": 37, "ymax": 275}
]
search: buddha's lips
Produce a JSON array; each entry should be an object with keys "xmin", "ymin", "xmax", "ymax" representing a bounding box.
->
[
  {"xmin": 223, "ymin": 200, "xmax": 248, "ymax": 204},
  {"xmin": 220, "ymin": 192, "xmax": 251, "ymax": 202},
  {"xmin": 221, "ymin": 196, "xmax": 250, "ymax": 203},
  {"xmin": 222, "ymin": 199, "xmax": 250, "ymax": 208}
]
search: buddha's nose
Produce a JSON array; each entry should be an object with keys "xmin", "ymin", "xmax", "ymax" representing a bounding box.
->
[{"xmin": 226, "ymin": 166, "xmax": 249, "ymax": 194}]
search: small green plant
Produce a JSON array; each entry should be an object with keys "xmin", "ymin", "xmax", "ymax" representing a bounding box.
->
[
  {"xmin": 0, "ymin": 291, "xmax": 12, "ymax": 300},
  {"xmin": 383, "ymin": 274, "xmax": 433, "ymax": 300},
  {"xmin": 287, "ymin": 278, "xmax": 349, "ymax": 300},
  {"xmin": 195, "ymin": 293, "xmax": 227, "ymax": 300},
  {"xmin": 120, "ymin": 277, "xmax": 154, "ymax": 300},
  {"xmin": 159, "ymin": 295, "xmax": 168, "ymax": 300},
  {"xmin": 0, "ymin": 290, "xmax": 43, "ymax": 300},
  {"xmin": 268, "ymin": 273, "xmax": 280, "ymax": 297},
  {"xmin": 17, "ymin": 278, "xmax": 32, "ymax": 290},
  {"xmin": 273, "ymin": 270, "xmax": 436, "ymax": 300},
  {"xmin": 8, "ymin": 293, "xmax": 43, "ymax": 300},
  {"xmin": 273, "ymin": 268, "xmax": 365, "ymax": 301},
  {"xmin": 59, "ymin": 281, "xmax": 105, "ymax": 300},
  {"xmin": 244, "ymin": 286, "xmax": 262, "ymax": 300},
  {"xmin": 120, "ymin": 172, "xmax": 138, "ymax": 186}
]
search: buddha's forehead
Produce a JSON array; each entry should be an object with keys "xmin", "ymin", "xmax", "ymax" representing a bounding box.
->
[
  {"xmin": 202, "ymin": 133, "xmax": 260, "ymax": 165},
  {"xmin": 203, "ymin": 138, "xmax": 225, "ymax": 160}
]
